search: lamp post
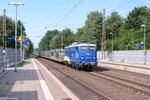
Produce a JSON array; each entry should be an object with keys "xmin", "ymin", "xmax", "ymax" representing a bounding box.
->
[
  {"xmin": 61, "ymin": 33, "xmax": 63, "ymax": 49},
  {"xmin": 35, "ymin": 35, "xmax": 43, "ymax": 49},
  {"xmin": 110, "ymin": 32, "xmax": 113, "ymax": 61},
  {"xmin": 92, "ymin": 37, "xmax": 96, "ymax": 44},
  {"xmin": 110, "ymin": 32, "xmax": 113, "ymax": 52},
  {"xmin": 141, "ymin": 24, "xmax": 146, "ymax": 65},
  {"xmin": 20, "ymin": 22, "xmax": 26, "ymax": 61},
  {"xmin": 141, "ymin": 25, "xmax": 146, "ymax": 50},
  {"xmin": 22, "ymin": 32, "xmax": 26, "ymax": 61},
  {"xmin": 8, "ymin": 2, "xmax": 24, "ymax": 72},
  {"xmin": 35, "ymin": 36, "xmax": 41, "ymax": 37},
  {"xmin": 20, "ymin": 25, "xmax": 22, "ymax": 61}
]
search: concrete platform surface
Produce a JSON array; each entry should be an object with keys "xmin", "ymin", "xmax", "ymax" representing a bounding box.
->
[
  {"xmin": 99, "ymin": 60, "xmax": 150, "ymax": 75},
  {"xmin": 0, "ymin": 58, "xmax": 79, "ymax": 100}
]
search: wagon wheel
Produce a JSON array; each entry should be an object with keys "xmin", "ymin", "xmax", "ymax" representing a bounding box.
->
[{"xmin": 76, "ymin": 64, "xmax": 81, "ymax": 71}]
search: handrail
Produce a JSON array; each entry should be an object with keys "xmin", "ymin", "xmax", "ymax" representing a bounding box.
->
[
  {"xmin": 0, "ymin": 59, "xmax": 10, "ymax": 72},
  {"xmin": 0, "ymin": 59, "xmax": 10, "ymax": 64}
]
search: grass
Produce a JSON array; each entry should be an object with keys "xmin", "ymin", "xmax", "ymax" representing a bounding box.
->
[{"xmin": 8, "ymin": 60, "xmax": 26, "ymax": 68}]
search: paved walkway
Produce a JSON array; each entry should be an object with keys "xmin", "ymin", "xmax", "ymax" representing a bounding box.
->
[
  {"xmin": 99, "ymin": 60, "xmax": 150, "ymax": 75},
  {"xmin": 99, "ymin": 60, "xmax": 150, "ymax": 69},
  {"xmin": 0, "ymin": 58, "xmax": 79, "ymax": 100}
]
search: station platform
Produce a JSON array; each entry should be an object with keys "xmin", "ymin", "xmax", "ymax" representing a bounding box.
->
[
  {"xmin": 0, "ymin": 58, "xmax": 79, "ymax": 100},
  {"xmin": 98, "ymin": 60, "xmax": 150, "ymax": 75}
]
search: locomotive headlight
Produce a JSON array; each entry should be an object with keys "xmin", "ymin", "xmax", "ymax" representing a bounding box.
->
[
  {"xmin": 93, "ymin": 56, "xmax": 96, "ymax": 59},
  {"xmin": 81, "ymin": 56, "xmax": 84, "ymax": 59}
]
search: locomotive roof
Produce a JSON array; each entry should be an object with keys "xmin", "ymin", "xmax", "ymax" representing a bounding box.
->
[
  {"xmin": 65, "ymin": 43, "xmax": 96, "ymax": 48},
  {"xmin": 49, "ymin": 49, "xmax": 64, "ymax": 52}
]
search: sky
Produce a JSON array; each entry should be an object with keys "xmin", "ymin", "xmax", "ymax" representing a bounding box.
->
[{"xmin": 0, "ymin": 0, "xmax": 150, "ymax": 48}]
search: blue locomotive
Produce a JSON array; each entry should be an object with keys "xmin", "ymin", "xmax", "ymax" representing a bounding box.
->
[
  {"xmin": 64, "ymin": 42, "xmax": 97, "ymax": 70},
  {"xmin": 34, "ymin": 42, "xmax": 97, "ymax": 71}
]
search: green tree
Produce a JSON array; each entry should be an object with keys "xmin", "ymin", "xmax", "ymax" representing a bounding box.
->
[
  {"xmin": 125, "ymin": 6, "xmax": 150, "ymax": 50},
  {"xmin": 75, "ymin": 11, "xmax": 103, "ymax": 49},
  {"xmin": 61, "ymin": 28, "xmax": 75, "ymax": 48},
  {"xmin": 92, "ymin": 13, "xmax": 103, "ymax": 49},
  {"xmin": 106, "ymin": 11, "xmax": 123, "ymax": 39},
  {"xmin": 125, "ymin": 6, "xmax": 150, "ymax": 30},
  {"xmin": 46, "ymin": 28, "xmax": 75, "ymax": 50},
  {"xmin": 83, "ymin": 11, "xmax": 101, "ymax": 42},
  {"xmin": 75, "ymin": 27, "xmax": 84, "ymax": 41},
  {"xmin": 25, "ymin": 37, "xmax": 34, "ymax": 53},
  {"xmin": 34, "ymin": 48, "xmax": 41, "ymax": 52},
  {"xmin": 38, "ymin": 6, "xmax": 150, "ymax": 51},
  {"xmin": 0, "ymin": 17, "xmax": 27, "ymax": 48},
  {"xmin": 39, "ymin": 30, "xmax": 59, "ymax": 50},
  {"xmin": 107, "ymin": 29, "xmax": 140, "ymax": 50},
  {"xmin": 0, "ymin": 17, "xmax": 15, "ymax": 48},
  {"xmin": 50, "ymin": 33, "xmax": 62, "ymax": 49},
  {"xmin": 0, "ymin": 16, "xmax": 34, "ymax": 55}
]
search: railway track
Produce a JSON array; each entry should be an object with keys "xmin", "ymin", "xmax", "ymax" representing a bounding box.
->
[
  {"xmin": 94, "ymin": 71, "xmax": 150, "ymax": 89},
  {"xmin": 37, "ymin": 58, "xmax": 110, "ymax": 100},
  {"xmin": 37, "ymin": 57, "xmax": 150, "ymax": 99},
  {"xmin": 90, "ymin": 71, "xmax": 150, "ymax": 96}
]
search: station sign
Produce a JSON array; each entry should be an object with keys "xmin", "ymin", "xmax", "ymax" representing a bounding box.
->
[
  {"xmin": 24, "ymin": 46, "xmax": 29, "ymax": 49},
  {"xmin": 138, "ymin": 44, "xmax": 144, "ymax": 48},
  {"xmin": 18, "ymin": 36, "xmax": 23, "ymax": 41},
  {"xmin": 138, "ymin": 41, "xmax": 144, "ymax": 48},
  {"xmin": 140, "ymin": 41, "xmax": 144, "ymax": 44},
  {"xmin": 4, "ymin": 36, "xmax": 15, "ymax": 41},
  {"xmin": 22, "ymin": 42, "xmax": 29, "ymax": 46}
]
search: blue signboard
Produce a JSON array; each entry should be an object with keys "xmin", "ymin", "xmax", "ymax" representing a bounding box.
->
[
  {"xmin": 22, "ymin": 42, "xmax": 29, "ymax": 46},
  {"xmin": 138, "ymin": 44, "xmax": 144, "ymax": 48},
  {"xmin": 4, "ymin": 36, "xmax": 15, "ymax": 41}
]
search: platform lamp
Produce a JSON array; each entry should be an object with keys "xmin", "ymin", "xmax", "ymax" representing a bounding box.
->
[
  {"xmin": 141, "ymin": 24, "xmax": 147, "ymax": 65},
  {"xmin": 109, "ymin": 32, "xmax": 113, "ymax": 52},
  {"xmin": 8, "ymin": 2, "xmax": 24, "ymax": 72},
  {"xmin": 20, "ymin": 21, "xmax": 26, "ymax": 61}
]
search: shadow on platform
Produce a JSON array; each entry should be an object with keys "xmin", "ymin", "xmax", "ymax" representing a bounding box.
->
[
  {"xmin": 0, "ymin": 91, "xmax": 38, "ymax": 100},
  {"xmin": 0, "ymin": 68, "xmax": 44, "ymax": 100}
]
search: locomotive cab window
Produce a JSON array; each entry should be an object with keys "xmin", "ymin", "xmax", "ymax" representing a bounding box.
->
[
  {"xmin": 65, "ymin": 48, "xmax": 69, "ymax": 52},
  {"xmin": 81, "ymin": 46, "xmax": 87, "ymax": 51},
  {"xmin": 90, "ymin": 46, "xmax": 96, "ymax": 51},
  {"xmin": 70, "ymin": 47, "xmax": 75, "ymax": 51}
]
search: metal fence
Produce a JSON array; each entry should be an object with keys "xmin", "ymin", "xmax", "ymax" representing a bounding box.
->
[
  {"xmin": 0, "ymin": 47, "xmax": 22, "ymax": 74},
  {"xmin": 7, "ymin": 48, "xmax": 21, "ymax": 65},
  {"xmin": 0, "ymin": 47, "xmax": 2, "ymax": 61},
  {"xmin": 97, "ymin": 50, "xmax": 150, "ymax": 65},
  {"xmin": 0, "ymin": 60, "xmax": 9, "ymax": 73},
  {"xmin": 0, "ymin": 46, "xmax": 3, "ymax": 73}
]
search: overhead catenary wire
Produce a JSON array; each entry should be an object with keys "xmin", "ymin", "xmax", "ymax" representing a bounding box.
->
[
  {"xmin": 103, "ymin": 0, "xmax": 150, "ymax": 24},
  {"xmin": 144, "ymin": 2, "xmax": 150, "ymax": 6},
  {"xmin": 51, "ymin": 0, "xmax": 135, "ymax": 30},
  {"xmin": 19, "ymin": 0, "xmax": 82, "ymax": 31},
  {"xmin": 113, "ymin": 0, "xmax": 134, "ymax": 11},
  {"xmin": 52, "ymin": 0, "xmax": 83, "ymax": 29},
  {"xmin": 107, "ymin": 0, "xmax": 134, "ymax": 14},
  {"xmin": 19, "ymin": 0, "xmax": 150, "ymax": 31},
  {"xmin": 21, "ymin": 16, "xmax": 47, "ymax": 26},
  {"xmin": 51, "ymin": 0, "xmax": 73, "ymax": 26},
  {"xmin": 120, "ymin": 1, "xmax": 150, "ymax": 17}
]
